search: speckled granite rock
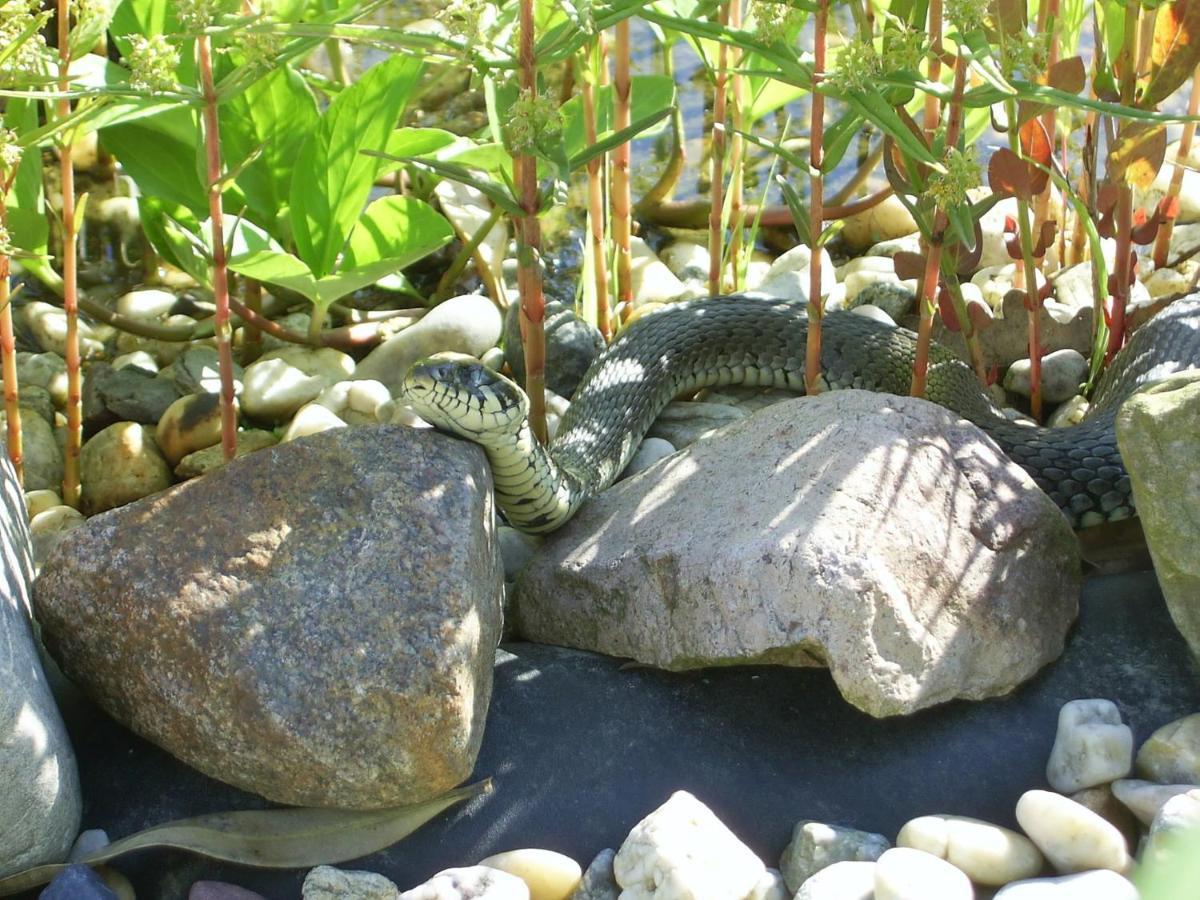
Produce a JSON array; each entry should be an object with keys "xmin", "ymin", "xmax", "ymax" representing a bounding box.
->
[{"xmin": 34, "ymin": 426, "xmax": 503, "ymax": 808}]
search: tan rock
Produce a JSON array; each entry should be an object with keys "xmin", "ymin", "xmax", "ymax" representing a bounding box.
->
[
  {"xmin": 155, "ymin": 393, "xmax": 231, "ymax": 466},
  {"xmin": 173, "ymin": 430, "xmax": 278, "ymax": 479},
  {"xmin": 80, "ymin": 422, "xmax": 173, "ymax": 515}
]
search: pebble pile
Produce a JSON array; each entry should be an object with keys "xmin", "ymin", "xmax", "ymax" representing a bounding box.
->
[{"xmin": 32, "ymin": 702, "xmax": 1190, "ymax": 899}]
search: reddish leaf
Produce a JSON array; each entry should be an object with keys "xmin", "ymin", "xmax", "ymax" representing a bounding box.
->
[
  {"xmin": 986, "ymin": 362, "xmax": 1000, "ymax": 386},
  {"xmin": 1107, "ymin": 123, "xmax": 1167, "ymax": 188},
  {"xmin": 1019, "ymin": 118, "xmax": 1053, "ymax": 194},
  {"xmin": 1018, "ymin": 56, "xmax": 1086, "ymax": 123},
  {"xmin": 893, "ymin": 251, "xmax": 926, "ymax": 281},
  {"xmin": 938, "ymin": 288, "xmax": 961, "ymax": 332},
  {"xmin": 988, "ymin": 148, "xmax": 1034, "ymax": 200},
  {"xmin": 1034, "ymin": 220, "xmax": 1057, "ymax": 257},
  {"xmin": 1144, "ymin": 0, "xmax": 1200, "ymax": 108},
  {"xmin": 992, "ymin": 0, "xmax": 1028, "ymax": 38},
  {"xmin": 1160, "ymin": 194, "xmax": 1182, "ymax": 220},
  {"xmin": 967, "ymin": 298, "xmax": 994, "ymax": 332}
]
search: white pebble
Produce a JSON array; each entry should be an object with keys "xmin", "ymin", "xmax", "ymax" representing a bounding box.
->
[
  {"xmin": 1135, "ymin": 713, "xmax": 1200, "ymax": 785},
  {"xmin": 746, "ymin": 868, "xmax": 789, "ymax": 900},
  {"xmin": 281, "ymin": 403, "xmax": 348, "ymax": 442},
  {"xmin": 1015, "ymin": 790, "xmax": 1131, "ymax": 874},
  {"xmin": 613, "ymin": 791, "xmax": 765, "ymax": 900},
  {"xmin": 1111, "ymin": 778, "xmax": 1196, "ymax": 825},
  {"xmin": 994, "ymin": 869, "xmax": 1138, "ymax": 899},
  {"xmin": 795, "ymin": 861, "xmax": 876, "ymax": 900},
  {"xmin": 401, "ymin": 867, "xmax": 529, "ymax": 900},
  {"xmin": 1046, "ymin": 699, "xmax": 1133, "ymax": 793},
  {"xmin": 874, "ymin": 847, "xmax": 973, "ymax": 900},
  {"xmin": 621, "ymin": 438, "xmax": 678, "ymax": 479},
  {"xmin": 476, "ymin": 850, "xmax": 580, "ymax": 900},
  {"xmin": 897, "ymin": 814, "xmax": 1042, "ymax": 885}
]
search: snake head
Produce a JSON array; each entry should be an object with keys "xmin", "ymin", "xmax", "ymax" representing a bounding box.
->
[{"xmin": 402, "ymin": 356, "xmax": 530, "ymax": 445}]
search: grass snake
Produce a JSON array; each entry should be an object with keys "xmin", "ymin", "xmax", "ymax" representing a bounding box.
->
[{"xmin": 402, "ymin": 293, "xmax": 1200, "ymax": 534}]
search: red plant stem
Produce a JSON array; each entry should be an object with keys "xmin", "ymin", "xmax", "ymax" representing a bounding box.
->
[
  {"xmin": 1033, "ymin": 0, "xmax": 1059, "ymax": 271},
  {"xmin": 0, "ymin": 199, "xmax": 21, "ymax": 484},
  {"xmin": 198, "ymin": 34, "xmax": 238, "ymax": 462},
  {"xmin": 582, "ymin": 41, "xmax": 612, "ymax": 340},
  {"xmin": 1152, "ymin": 67, "xmax": 1200, "ymax": 268},
  {"xmin": 1107, "ymin": 1, "xmax": 1141, "ymax": 362},
  {"xmin": 727, "ymin": 0, "xmax": 745, "ymax": 290},
  {"xmin": 612, "ymin": 19, "xmax": 633, "ymax": 312},
  {"xmin": 708, "ymin": 3, "xmax": 731, "ymax": 296},
  {"xmin": 923, "ymin": 0, "xmax": 943, "ymax": 140},
  {"xmin": 804, "ymin": 0, "xmax": 828, "ymax": 396},
  {"xmin": 911, "ymin": 225, "xmax": 944, "ymax": 398},
  {"xmin": 517, "ymin": 0, "xmax": 547, "ymax": 443},
  {"xmin": 57, "ymin": 1, "xmax": 81, "ymax": 507}
]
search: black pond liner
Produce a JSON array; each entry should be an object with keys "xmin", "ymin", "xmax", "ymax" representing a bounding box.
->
[{"xmin": 41, "ymin": 569, "xmax": 1200, "ymax": 900}]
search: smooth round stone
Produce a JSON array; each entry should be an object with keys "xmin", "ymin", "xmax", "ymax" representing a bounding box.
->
[
  {"xmin": 243, "ymin": 347, "xmax": 356, "ymax": 422},
  {"xmin": 1048, "ymin": 396, "xmax": 1089, "ymax": 429},
  {"xmin": 780, "ymin": 821, "xmax": 890, "ymax": 894},
  {"xmin": 1111, "ymin": 778, "xmax": 1196, "ymax": 825},
  {"xmin": 25, "ymin": 488, "xmax": 63, "ymax": 519},
  {"xmin": 1014, "ymin": 790, "xmax": 1131, "ymax": 874},
  {"xmin": 114, "ymin": 315, "xmax": 201, "ymax": 366},
  {"xmin": 400, "ymin": 866, "xmax": 530, "ymax": 900},
  {"xmin": 11, "ymin": 351, "xmax": 69, "ymax": 407},
  {"xmin": 39, "ymin": 864, "xmax": 119, "ymax": 900},
  {"xmin": 80, "ymin": 422, "xmax": 173, "ymax": 515},
  {"xmin": 1149, "ymin": 787, "xmax": 1200, "ymax": 839},
  {"xmin": 1046, "ymin": 699, "xmax": 1134, "ymax": 793},
  {"xmin": 896, "ymin": 814, "xmax": 1043, "ymax": 886},
  {"xmin": 20, "ymin": 301, "xmax": 106, "ymax": 358},
  {"xmin": 167, "ymin": 347, "xmax": 244, "ymax": 397},
  {"xmin": 477, "ymin": 849, "xmax": 581, "ymax": 900},
  {"xmin": 189, "ymin": 881, "xmax": 269, "ymax": 900},
  {"xmin": 312, "ymin": 379, "xmax": 394, "ymax": 427},
  {"xmin": 68, "ymin": 827, "xmax": 109, "ymax": 862},
  {"xmin": 17, "ymin": 385, "xmax": 55, "ymax": 424},
  {"xmin": 156, "ymin": 392, "xmax": 230, "ymax": 466},
  {"xmin": 570, "ymin": 848, "xmax": 618, "ymax": 900},
  {"xmin": 661, "ymin": 241, "xmax": 710, "ymax": 284},
  {"xmin": 0, "ymin": 409, "xmax": 62, "ymax": 492},
  {"xmin": 116, "ymin": 288, "xmax": 178, "ymax": 321},
  {"xmin": 630, "ymin": 236, "xmax": 694, "ymax": 305},
  {"xmin": 281, "ymin": 403, "xmax": 347, "ymax": 442},
  {"xmin": 1004, "ymin": 350, "xmax": 1090, "ymax": 405},
  {"xmin": 621, "ymin": 437, "xmax": 677, "ymax": 479},
  {"xmin": 993, "ymin": 870, "xmax": 1138, "ymax": 899},
  {"xmin": 30, "ymin": 505, "xmax": 86, "ymax": 570},
  {"xmin": 647, "ymin": 400, "xmax": 747, "ymax": 450},
  {"xmin": 503, "ymin": 300, "xmax": 604, "ymax": 400},
  {"xmin": 111, "ymin": 350, "xmax": 160, "ymax": 373},
  {"xmin": 1142, "ymin": 266, "xmax": 1190, "ymax": 299},
  {"xmin": 748, "ymin": 868, "xmax": 789, "ymax": 900},
  {"xmin": 874, "ymin": 847, "xmax": 973, "ymax": 900},
  {"xmin": 754, "ymin": 245, "xmax": 837, "ymax": 303},
  {"xmin": 174, "ymin": 430, "xmax": 279, "ymax": 479},
  {"xmin": 480, "ymin": 346, "xmax": 506, "ymax": 371},
  {"xmin": 972, "ymin": 264, "xmax": 1048, "ymax": 310},
  {"xmin": 1136, "ymin": 713, "xmax": 1200, "ymax": 785},
  {"xmin": 849, "ymin": 304, "xmax": 898, "ymax": 327},
  {"xmin": 840, "ymin": 193, "xmax": 918, "ymax": 250},
  {"xmin": 303, "ymin": 865, "xmax": 400, "ymax": 899},
  {"xmin": 1067, "ymin": 786, "xmax": 1140, "ymax": 849},
  {"xmin": 794, "ymin": 861, "xmax": 876, "ymax": 900},
  {"xmin": 850, "ymin": 281, "xmax": 916, "ymax": 320}
]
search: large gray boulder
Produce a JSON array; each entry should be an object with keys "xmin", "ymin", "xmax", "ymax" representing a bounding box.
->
[
  {"xmin": 35, "ymin": 426, "xmax": 503, "ymax": 808},
  {"xmin": 513, "ymin": 391, "xmax": 1081, "ymax": 717},
  {"xmin": 0, "ymin": 457, "xmax": 81, "ymax": 876},
  {"xmin": 1115, "ymin": 370, "xmax": 1200, "ymax": 660}
]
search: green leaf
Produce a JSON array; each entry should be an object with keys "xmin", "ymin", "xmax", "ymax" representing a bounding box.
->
[
  {"xmin": 843, "ymin": 89, "xmax": 937, "ymax": 167},
  {"xmin": 68, "ymin": 0, "xmax": 119, "ymax": 57},
  {"xmin": 568, "ymin": 105, "xmax": 673, "ymax": 172},
  {"xmin": 222, "ymin": 66, "xmax": 319, "ymax": 238},
  {"xmin": 100, "ymin": 108, "xmax": 208, "ymax": 214},
  {"xmin": 560, "ymin": 75, "xmax": 676, "ymax": 162},
  {"xmin": 289, "ymin": 55, "xmax": 424, "ymax": 278},
  {"xmin": 0, "ymin": 781, "xmax": 490, "ymax": 895},
  {"xmin": 1143, "ymin": 0, "xmax": 1200, "ymax": 108},
  {"xmin": 227, "ymin": 249, "xmax": 321, "ymax": 304},
  {"xmin": 108, "ymin": 0, "xmax": 196, "ymax": 83},
  {"xmin": 821, "ymin": 111, "xmax": 865, "ymax": 176},
  {"xmin": 341, "ymin": 196, "xmax": 454, "ymax": 271},
  {"xmin": 366, "ymin": 153, "xmax": 523, "ymax": 217}
]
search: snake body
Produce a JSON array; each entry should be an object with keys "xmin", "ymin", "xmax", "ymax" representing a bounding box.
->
[{"xmin": 402, "ymin": 293, "xmax": 1200, "ymax": 534}]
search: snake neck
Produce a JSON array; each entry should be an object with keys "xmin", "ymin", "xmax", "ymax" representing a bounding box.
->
[{"xmin": 480, "ymin": 421, "xmax": 587, "ymax": 534}]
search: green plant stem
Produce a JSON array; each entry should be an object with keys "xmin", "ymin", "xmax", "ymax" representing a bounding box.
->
[
  {"xmin": 0, "ymin": 224, "xmax": 22, "ymax": 485},
  {"xmin": 582, "ymin": 38, "xmax": 613, "ymax": 340},
  {"xmin": 517, "ymin": 0, "xmax": 547, "ymax": 444},
  {"xmin": 1152, "ymin": 67, "xmax": 1200, "ymax": 268},
  {"xmin": 432, "ymin": 206, "xmax": 504, "ymax": 305},
  {"xmin": 198, "ymin": 33, "xmax": 239, "ymax": 463},
  {"xmin": 1033, "ymin": 0, "xmax": 1060, "ymax": 270},
  {"xmin": 612, "ymin": 18, "xmax": 633, "ymax": 313},
  {"xmin": 708, "ymin": 3, "xmax": 731, "ymax": 296},
  {"xmin": 804, "ymin": 0, "xmax": 828, "ymax": 396},
  {"xmin": 56, "ymin": 0, "xmax": 81, "ymax": 508},
  {"xmin": 637, "ymin": 33, "xmax": 686, "ymax": 214}
]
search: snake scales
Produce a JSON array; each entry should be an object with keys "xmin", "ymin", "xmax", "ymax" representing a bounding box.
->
[{"xmin": 402, "ymin": 293, "xmax": 1200, "ymax": 534}]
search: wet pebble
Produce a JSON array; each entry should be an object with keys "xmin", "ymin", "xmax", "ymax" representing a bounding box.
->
[
  {"xmin": 621, "ymin": 437, "xmax": 677, "ymax": 479},
  {"xmin": 1045, "ymin": 699, "xmax": 1133, "ymax": 793},
  {"xmin": 896, "ymin": 813, "xmax": 1042, "ymax": 885},
  {"xmin": 1015, "ymin": 790, "xmax": 1131, "ymax": 874},
  {"xmin": 874, "ymin": 847, "xmax": 973, "ymax": 900},
  {"xmin": 477, "ymin": 850, "xmax": 581, "ymax": 900},
  {"xmin": 243, "ymin": 347, "xmax": 355, "ymax": 422},
  {"xmin": 400, "ymin": 866, "xmax": 529, "ymax": 899},
  {"xmin": 568, "ymin": 848, "xmax": 618, "ymax": 900},
  {"xmin": 794, "ymin": 861, "xmax": 876, "ymax": 900},
  {"xmin": 993, "ymin": 869, "xmax": 1138, "ymax": 899},
  {"xmin": 80, "ymin": 421, "xmax": 173, "ymax": 515},
  {"xmin": 282, "ymin": 403, "xmax": 347, "ymax": 442},
  {"xmin": 24, "ymin": 488, "xmax": 63, "ymax": 519},
  {"xmin": 1004, "ymin": 350, "xmax": 1090, "ymax": 405},
  {"xmin": 1135, "ymin": 713, "xmax": 1200, "ymax": 785},
  {"xmin": 779, "ymin": 821, "xmax": 890, "ymax": 894},
  {"xmin": 156, "ymin": 392, "xmax": 229, "ymax": 466},
  {"xmin": 68, "ymin": 828, "xmax": 109, "ymax": 861},
  {"xmin": 303, "ymin": 865, "xmax": 401, "ymax": 899},
  {"xmin": 1111, "ymin": 778, "xmax": 1196, "ymax": 825}
]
